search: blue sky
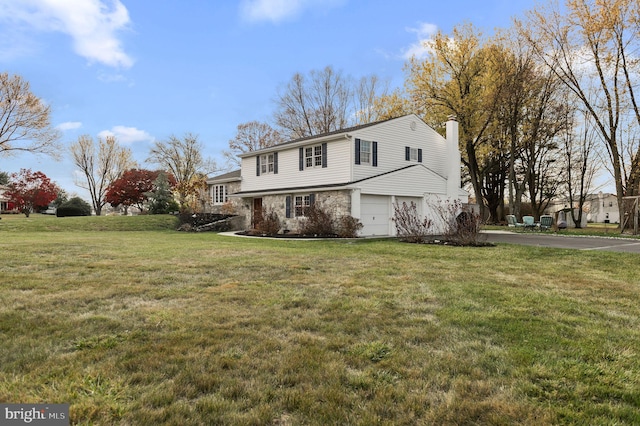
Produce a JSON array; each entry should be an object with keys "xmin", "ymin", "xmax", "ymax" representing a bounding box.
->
[{"xmin": 0, "ymin": 0, "xmax": 537, "ymax": 199}]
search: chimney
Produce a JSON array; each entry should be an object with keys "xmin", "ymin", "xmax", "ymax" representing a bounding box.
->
[{"xmin": 446, "ymin": 115, "xmax": 461, "ymax": 199}]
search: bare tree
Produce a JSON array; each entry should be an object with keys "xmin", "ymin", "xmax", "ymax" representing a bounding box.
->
[
  {"xmin": 353, "ymin": 75, "xmax": 389, "ymax": 124},
  {"xmin": 147, "ymin": 133, "xmax": 217, "ymax": 212},
  {"xmin": 274, "ymin": 66, "xmax": 352, "ymax": 140},
  {"xmin": 70, "ymin": 135, "xmax": 136, "ymax": 216},
  {"xmin": 0, "ymin": 72, "xmax": 61, "ymax": 158},
  {"xmin": 223, "ymin": 121, "xmax": 282, "ymax": 168},
  {"xmin": 561, "ymin": 107, "xmax": 599, "ymax": 227},
  {"xmin": 520, "ymin": 0, "xmax": 640, "ymax": 224}
]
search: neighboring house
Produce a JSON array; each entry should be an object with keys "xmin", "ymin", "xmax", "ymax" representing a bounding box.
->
[
  {"xmin": 0, "ymin": 185, "xmax": 15, "ymax": 212},
  {"xmin": 207, "ymin": 114, "xmax": 467, "ymax": 236},
  {"xmin": 545, "ymin": 192, "xmax": 619, "ymax": 224}
]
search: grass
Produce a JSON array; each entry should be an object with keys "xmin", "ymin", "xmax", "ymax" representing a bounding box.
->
[{"xmin": 1, "ymin": 214, "xmax": 640, "ymax": 424}]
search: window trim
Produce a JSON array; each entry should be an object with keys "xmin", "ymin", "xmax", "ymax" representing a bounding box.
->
[
  {"xmin": 257, "ymin": 152, "xmax": 278, "ymax": 175},
  {"xmin": 212, "ymin": 184, "xmax": 228, "ymax": 205},
  {"xmin": 355, "ymin": 139, "xmax": 377, "ymax": 166},
  {"xmin": 299, "ymin": 143, "xmax": 327, "ymax": 170}
]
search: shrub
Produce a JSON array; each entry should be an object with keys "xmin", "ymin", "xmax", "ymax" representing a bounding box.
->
[
  {"xmin": 392, "ymin": 201, "xmax": 433, "ymax": 243},
  {"xmin": 298, "ymin": 204, "xmax": 335, "ymax": 236},
  {"xmin": 56, "ymin": 197, "xmax": 92, "ymax": 217},
  {"xmin": 256, "ymin": 209, "xmax": 281, "ymax": 235},
  {"xmin": 429, "ymin": 198, "xmax": 486, "ymax": 246},
  {"xmin": 336, "ymin": 215, "xmax": 363, "ymax": 238}
]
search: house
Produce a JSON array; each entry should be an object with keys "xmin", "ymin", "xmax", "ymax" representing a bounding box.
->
[
  {"xmin": 206, "ymin": 114, "xmax": 467, "ymax": 236},
  {"xmin": 545, "ymin": 191, "xmax": 619, "ymax": 224},
  {"xmin": 0, "ymin": 185, "xmax": 15, "ymax": 212}
]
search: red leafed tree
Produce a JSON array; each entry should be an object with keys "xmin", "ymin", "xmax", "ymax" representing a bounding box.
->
[
  {"xmin": 105, "ymin": 169, "xmax": 174, "ymax": 214},
  {"xmin": 7, "ymin": 168, "xmax": 60, "ymax": 217}
]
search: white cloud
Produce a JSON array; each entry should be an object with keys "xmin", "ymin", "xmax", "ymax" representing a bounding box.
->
[
  {"xmin": 98, "ymin": 126, "xmax": 154, "ymax": 144},
  {"xmin": 0, "ymin": 0, "xmax": 133, "ymax": 68},
  {"xmin": 402, "ymin": 22, "xmax": 439, "ymax": 60},
  {"xmin": 240, "ymin": 0, "xmax": 344, "ymax": 24},
  {"xmin": 57, "ymin": 121, "xmax": 82, "ymax": 131}
]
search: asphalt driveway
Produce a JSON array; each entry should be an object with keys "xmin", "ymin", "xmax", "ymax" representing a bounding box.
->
[{"xmin": 483, "ymin": 230, "xmax": 640, "ymax": 254}]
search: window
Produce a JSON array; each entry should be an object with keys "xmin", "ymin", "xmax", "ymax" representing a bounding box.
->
[
  {"xmin": 261, "ymin": 154, "xmax": 274, "ymax": 174},
  {"xmin": 405, "ymin": 146, "xmax": 422, "ymax": 162},
  {"xmin": 286, "ymin": 193, "xmax": 316, "ymax": 218},
  {"xmin": 212, "ymin": 184, "xmax": 227, "ymax": 205},
  {"xmin": 300, "ymin": 143, "xmax": 327, "ymax": 170},
  {"xmin": 355, "ymin": 139, "xmax": 377, "ymax": 166},
  {"xmin": 295, "ymin": 195, "xmax": 311, "ymax": 217},
  {"xmin": 304, "ymin": 145, "xmax": 323, "ymax": 168},
  {"xmin": 360, "ymin": 140, "xmax": 371, "ymax": 164}
]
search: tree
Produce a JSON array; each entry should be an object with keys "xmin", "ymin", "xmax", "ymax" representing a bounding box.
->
[
  {"xmin": 70, "ymin": 135, "xmax": 136, "ymax": 216},
  {"xmin": 6, "ymin": 168, "xmax": 60, "ymax": 217},
  {"xmin": 57, "ymin": 197, "xmax": 92, "ymax": 217},
  {"xmin": 0, "ymin": 171, "xmax": 9, "ymax": 185},
  {"xmin": 352, "ymin": 75, "xmax": 390, "ymax": 124},
  {"xmin": 0, "ymin": 72, "xmax": 61, "ymax": 158},
  {"xmin": 520, "ymin": 0, "xmax": 640, "ymax": 227},
  {"xmin": 275, "ymin": 66, "xmax": 352, "ymax": 139},
  {"xmin": 146, "ymin": 172, "xmax": 179, "ymax": 214},
  {"xmin": 407, "ymin": 24, "xmax": 506, "ymax": 221},
  {"xmin": 105, "ymin": 169, "xmax": 169, "ymax": 214},
  {"xmin": 147, "ymin": 133, "xmax": 216, "ymax": 212},
  {"xmin": 223, "ymin": 121, "xmax": 282, "ymax": 168}
]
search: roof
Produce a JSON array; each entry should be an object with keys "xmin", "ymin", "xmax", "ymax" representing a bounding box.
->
[
  {"xmin": 239, "ymin": 114, "xmax": 420, "ymax": 157},
  {"xmin": 206, "ymin": 169, "xmax": 241, "ymax": 184}
]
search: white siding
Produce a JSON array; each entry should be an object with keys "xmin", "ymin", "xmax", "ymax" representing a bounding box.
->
[
  {"xmin": 357, "ymin": 165, "xmax": 447, "ymax": 197},
  {"xmin": 352, "ymin": 115, "xmax": 448, "ymax": 182},
  {"xmin": 241, "ymin": 138, "xmax": 352, "ymax": 193}
]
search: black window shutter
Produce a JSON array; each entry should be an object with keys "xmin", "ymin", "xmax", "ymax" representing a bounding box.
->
[
  {"xmin": 321, "ymin": 143, "xmax": 327, "ymax": 168},
  {"xmin": 256, "ymin": 156, "xmax": 260, "ymax": 176},
  {"xmin": 355, "ymin": 139, "xmax": 361, "ymax": 165},
  {"xmin": 372, "ymin": 141, "xmax": 378, "ymax": 167},
  {"xmin": 285, "ymin": 195, "xmax": 291, "ymax": 218},
  {"xmin": 418, "ymin": 148, "xmax": 423, "ymax": 163},
  {"xmin": 405, "ymin": 146, "xmax": 410, "ymax": 161},
  {"xmin": 299, "ymin": 147, "xmax": 304, "ymax": 171},
  {"xmin": 309, "ymin": 193, "xmax": 316, "ymax": 205},
  {"xmin": 273, "ymin": 152, "xmax": 278, "ymax": 174}
]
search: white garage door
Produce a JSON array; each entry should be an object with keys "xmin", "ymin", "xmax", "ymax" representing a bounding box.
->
[{"xmin": 360, "ymin": 195, "xmax": 390, "ymax": 236}]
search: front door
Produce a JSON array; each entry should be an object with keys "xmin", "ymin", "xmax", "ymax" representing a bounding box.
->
[{"xmin": 253, "ymin": 198, "xmax": 263, "ymax": 229}]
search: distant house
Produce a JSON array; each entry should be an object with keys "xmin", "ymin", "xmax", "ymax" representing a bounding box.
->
[
  {"xmin": 545, "ymin": 192, "xmax": 619, "ymax": 224},
  {"xmin": 0, "ymin": 185, "xmax": 15, "ymax": 212},
  {"xmin": 206, "ymin": 114, "xmax": 467, "ymax": 236}
]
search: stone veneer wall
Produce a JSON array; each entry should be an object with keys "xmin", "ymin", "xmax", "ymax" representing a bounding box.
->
[
  {"xmin": 207, "ymin": 181, "xmax": 247, "ymax": 230},
  {"xmin": 258, "ymin": 190, "xmax": 352, "ymax": 233}
]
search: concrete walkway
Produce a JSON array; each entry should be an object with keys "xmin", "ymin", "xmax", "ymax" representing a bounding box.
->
[{"xmin": 482, "ymin": 230, "xmax": 640, "ymax": 254}]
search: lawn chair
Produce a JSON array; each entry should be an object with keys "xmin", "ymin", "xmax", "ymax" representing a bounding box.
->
[
  {"xmin": 506, "ymin": 214, "xmax": 524, "ymax": 228},
  {"xmin": 522, "ymin": 215, "xmax": 536, "ymax": 230},
  {"xmin": 539, "ymin": 215, "xmax": 553, "ymax": 231}
]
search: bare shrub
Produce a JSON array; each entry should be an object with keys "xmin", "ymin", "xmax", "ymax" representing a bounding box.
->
[
  {"xmin": 298, "ymin": 204, "xmax": 335, "ymax": 236},
  {"xmin": 336, "ymin": 215, "xmax": 363, "ymax": 238},
  {"xmin": 430, "ymin": 198, "xmax": 485, "ymax": 246},
  {"xmin": 393, "ymin": 201, "xmax": 433, "ymax": 243},
  {"xmin": 257, "ymin": 209, "xmax": 281, "ymax": 235}
]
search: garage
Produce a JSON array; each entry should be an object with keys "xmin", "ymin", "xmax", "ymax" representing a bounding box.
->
[{"xmin": 360, "ymin": 195, "xmax": 391, "ymax": 236}]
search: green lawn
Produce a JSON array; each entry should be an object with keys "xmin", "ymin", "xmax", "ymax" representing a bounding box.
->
[{"xmin": 1, "ymin": 214, "xmax": 639, "ymax": 425}]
